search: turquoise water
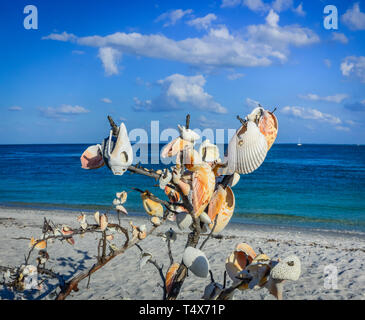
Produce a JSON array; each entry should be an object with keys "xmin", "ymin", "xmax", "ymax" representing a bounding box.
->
[{"xmin": 0, "ymin": 144, "xmax": 364, "ymax": 232}]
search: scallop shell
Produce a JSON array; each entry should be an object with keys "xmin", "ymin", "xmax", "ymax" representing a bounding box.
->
[
  {"xmin": 183, "ymin": 247, "xmax": 209, "ymax": 278},
  {"xmin": 226, "ymin": 121, "xmax": 268, "ymax": 175},
  {"xmin": 225, "ymin": 243, "xmax": 257, "ymax": 286},
  {"xmin": 176, "ymin": 212, "xmax": 193, "ymax": 230},
  {"xmin": 259, "ymin": 110, "xmax": 278, "ymax": 151},
  {"xmin": 207, "ymin": 185, "xmax": 235, "ymax": 233},
  {"xmin": 80, "ymin": 144, "xmax": 104, "ymax": 170},
  {"xmin": 165, "ymin": 263, "xmax": 180, "ymax": 294},
  {"xmin": 192, "ymin": 164, "xmax": 215, "ymax": 218}
]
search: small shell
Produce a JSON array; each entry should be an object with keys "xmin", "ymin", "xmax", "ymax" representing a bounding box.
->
[
  {"xmin": 165, "ymin": 263, "xmax": 180, "ymax": 294},
  {"xmin": 99, "ymin": 214, "xmax": 108, "ymax": 232},
  {"xmin": 226, "ymin": 121, "xmax": 268, "ymax": 175},
  {"xmin": 163, "ymin": 228, "xmax": 177, "ymax": 242},
  {"xmin": 66, "ymin": 237, "xmax": 75, "ymax": 245},
  {"xmin": 113, "ymin": 198, "xmax": 121, "ymax": 206},
  {"xmin": 159, "ymin": 169, "xmax": 172, "ymax": 190},
  {"xmin": 61, "ymin": 225, "xmax": 73, "ymax": 236},
  {"xmin": 138, "ymin": 231, "xmax": 147, "ymax": 240},
  {"xmin": 202, "ymin": 282, "xmax": 224, "ymax": 300},
  {"xmin": 29, "ymin": 237, "xmax": 47, "ymax": 250},
  {"xmin": 80, "ymin": 144, "xmax": 104, "ymax": 170},
  {"xmin": 270, "ymin": 255, "xmax": 301, "ymax": 281},
  {"xmin": 94, "ymin": 211, "xmax": 100, "ymax": 225},
  {"xmin": 116, "ymin": 205, "xmax": 128, "ymax": 215},
  {"xmin": 199, "ymin": 139, "xmax": 220, "ymax": 163},
  {"xmin": 116, "ymin": 191, "xmax": 128, "ymax": 204},
  {"xmin": 178, "ymin": 125, "xmax": 200, "ymax": 142},
  {"xmin": 231, "ymin": 172, "xmax": 240, "ymax": 188},
  {"xmin": 199, "ymin": 212, "xmax": 212, "ymax": 225},
  {"xmin": 151, "ymin": 216, "xmax": 161, "ymax": 226},
  {"xmin": 141, "ymin": 193, "xmax": 164, "ymax": 217},
  {"xmin": 259, "ymin": 110, "xmax": 278, "ymax": 151},
  {"xmin": 182, "ymin": 246, "xmax": 209, "ymax": 278},
  {"xmin": 106, "ymin": 234, "xmax": 114, "ymax": 241}
]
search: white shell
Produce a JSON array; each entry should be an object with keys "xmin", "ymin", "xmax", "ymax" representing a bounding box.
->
[
  {"xmin": 271, "ymin": 255, "xmax": 301, "ymax": 281},
  {"xmin": 159, "ymin": 169, "xmax": 172, "ymax": 190},
  {"xmin": 227, "ymin": 121, "xmax": 268, "ymax": 175},
  {"xmin": 113, "ymin": 198, "xmax": 121, "ymax": 206},
  {"xmin": 106, "ymin": 123, "xmax": 133, "ymax": 176},
  {"xmin": 182, "ymin": 246, "xmax": 209, "ymax": 278},
  {"xmin": 176, "ymin": 212, "xmax": 193, "ymax": 230},
  {"xmin": 199, "ymin": 212, "xmax": 212, "ymax": 225},
  {"xmin": 199, "ymin": 139, "xmax": 220, "ymax": 163},
  {"xmin": 178, "ymin": 125, "xmax": 200, "ymax": 142},
  {"xmin": 231, "ymin": 172, "xmax": 240, "ymax": 187}
]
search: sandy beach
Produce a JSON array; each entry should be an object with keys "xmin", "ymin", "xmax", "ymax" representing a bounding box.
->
[{"xmin": 0, "ymin": 206, "xmax": 364, "ymax": 300}]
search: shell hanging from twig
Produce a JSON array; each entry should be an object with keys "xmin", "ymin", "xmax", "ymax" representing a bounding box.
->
[
  {"xmin": 199, "ymin": 139, "xmax": 220, "ymax": 163},
  {"xmin": 207, "ymin": 185, "xmax": 235, "ymax": 233},
  {"xmin": 165, "ymin": 263, "xmax": 180, "ymax": 295},
  {"xmin": 80, "ymin": 144, "xmax": 104, "ymax": 170},
  {"xmin": 141, "ymin": 192, "xmax": 164, "ymax": 217},
  {"xmin": 182, "ymin": 246, "xmax": 210, "ymax": 278},
  {"xmin": 259, "ymin": 110, "xmax": 278, "ymax": 151}
]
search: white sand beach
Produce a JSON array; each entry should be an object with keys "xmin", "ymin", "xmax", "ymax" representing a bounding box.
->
[{"xmin": 0, "ymin": 207, "xmax": 364, "ymax": 300}]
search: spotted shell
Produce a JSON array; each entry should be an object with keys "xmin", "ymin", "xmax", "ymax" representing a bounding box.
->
[{"xmin": 259, "ymin": 110, "xmax": 278, "ymax": 151}]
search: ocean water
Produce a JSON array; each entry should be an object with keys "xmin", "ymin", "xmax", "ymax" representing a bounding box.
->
[{"xmin": 0, "ymin": 144, "xmax": 364, "ymax": 233}]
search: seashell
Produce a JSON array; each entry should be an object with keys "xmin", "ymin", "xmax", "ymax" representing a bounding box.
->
[
  {"xmin": 163, "ymin": 228, "xmax": 177, "ymax": 242},
  {"xmin": 165, "ymin": 263, "xmax": 180, "ymax": 294},
  {"xmin": 103, "ymin": 123, "xmax": 133, "ymax": 176},
  {"xmin": 80, "ymin": 222, "xmax": 88, "ymax": 230},
  {"xmin": 159, "ymin": 169, "xmax": 172, "ymax": 190},
  {"xmin": 270, "ymin": 255, "xmax": 301, "ymax": 281},
  {"xmin": 66, "ymin": 237, "xmax": 75, "ymax": 245},
  {"xmin": 156, "ymin": 169, "xmax": 163, "ymax": 175},
  {"xmin": 139, "ymin": 252, "xmax": 152, "ymax": 270},
  {"xmin": 183, "ymin": 246, "xmax": 209, "ymax": 278},
  {"xmin": 141, "ymin": 193, "xmax": 163, "ymax": 217},
  {"xmin": 77, "ymin": 214, "xmax": 86, "ymax": 224},
  {"xmin": 242, "ymin": 253, "xmax": 271, "ymax": 289},
  {"xmin": 80, "ymin": 144, "xmax": 104, "ymax": 170},
  {"xmin": 192, "ymin": 164, "xmax": 215, "ymax": 218},
  {"xmin": 116, "ymin": 191, "xmax": 128, "ymax": 204},
  {"xmin": 225, "ymin": 243, "xmax": 257, "ymax": 287},
  {"xmin": 178, "ymin": 125, "xmax": 200, "ymax": 143},
  {"xmin": 247, "ymin": 107, "xmax": 264, "ymax": 123},
  {"xmin": 94, "ymin": 211, "xmax": 100, "ymax": 225},
  {"xmin": 161, "ymin": 137, "xmax": 191, "ymax": 158},
  {"xmin": 199, "ymin": 211, "xmax": 212, "ymax": 225},
  {"xmin": 164, "ymin": 186, "xmax": 180, "ymax": 203},
  {"xmin": 231, "ymin": 172, "xmax": 240, "ymax": 188},
  {"xmin": 116, "ymin": 205, "xmax": 128, "ymax": 215},
  {"xmin": 139, "ymin": 224, "xmax": 147, "ymax": 233},
  {"xmin": 182, "ymin": 146, "xmax": 203, "ymax": 171},
  {"xmin": 199, "ymin": 139, "xmax": 220, "ymax": 163},
  {"xmin": 176, "ymin": 212, "xmax": 193, "ymax": 230},
  {"xmin": 29, "ymin": 237, "xmax": 47, "ymax": 250},
  {"xmin": 106, "ymin": 234, "xmax": 114, "ymax": 241},
  {"xmin": 226, "ymin": 121, "xmax": 268, "ymax": 175},
  {"xmin": 138, "ymin": 231, "xmax": 147, "ymax": 240},
  {"xmin": 259, "ymin": 110, "xmax": 278, "ymax": 151},
  {"xmin": 202, "ymin": 282, "xmax": 224, "ymax": 300},
  {"xmin": 99, "ymin": 214, "xmax": 108, "ymax": 232},
  {"xmin": 113, "ymin": 198, "xmax": 121, "ymax": 206},
  {"xmin": 167, "ymin": 212, "xmax": 176, "ymax": 222},
  {"xmin": 61, "ymin": 225, "xmax": 73, "ymax": 236},
  {"xmin": 151, "ymin": 216, "xmax": 161, "ymax": 226},
  {"xmin": 207, "ymin": 185, "xmax": 235, "ymax": 233}
]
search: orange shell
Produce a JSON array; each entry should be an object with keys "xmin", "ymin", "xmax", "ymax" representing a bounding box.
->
[
  {"xmin": 161, "ymin": 137, "xmax": 190, "ymax": 158},
  {"xmin": 207, "ymin": 186, "xmax": 235, "ymax": 233},
  {"xmin": 29, "ymin": 237, "xmax": 47, "ymax": 250},
  {"xmin": 164, "ymin": 186, "xmax": 180, "ymax": 203},
  {"xmin": 259, "ymin": 111, "xmax": 278, "ymax": 151},
  {"xmin": 192, "ymin": 164, "xmax": 215, "ymax": 218},
  {"xmin": 165, "ymin": 263, "xmax": 180, "ymax": 294}
]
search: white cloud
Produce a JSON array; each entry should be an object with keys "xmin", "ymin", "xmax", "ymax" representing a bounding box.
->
[
  {"xmin": 101, "ymin": 98, "xmax": 112, "ymax": 104},
  {"xmin": 331, "ymin": 32, "xmax": 349, "ymax": 44},
  {"xmin": 272, "ymin": 0, "xmax": 293, "ymax": 13},
  {"xmin": 247, "ymin": 10, "xmax": 320, "ymax": 51},
  {"xmin": 281, "ymin": 106, "xmax": 341, "ymax": 125},
  {"xmin": 8, "ymin": 106, "xmax": 22, "ymax": 111},
  {"xmin": 42, "ymin": 31, "xmax": 77, "ymax": 42},
  {"xmin": 341, "ymin": 2, "xmax": 365, "ymax": 30},
  {"xmin": 221, "ymin": 0, "xmax": 241, "ymax": 8},
  {"xmin": 155, "ymin": 9, "xmax": 193, "ymax": 27},
  {"xmin": 292, "ymin": 2, "xmax": 306, "ymax": 16},
  {"xmin": 243, "ymin": 0, "xmax": 269, "ymax": 12},
  {"xmin": 43, "ymin": 11, "xmax": 319, "ymax": 72},
  {"xmin": 187, "ymin": 14, "xmax": 217, "ymax": 30},
  {"xmin": 227, "ymin": 73, "xmax": 245, "ymax": 80},
  {"xmin": 39, "ymin": 105, "xmax": 90, "ymax": 120},
  {"xmin": 98, "ymin": 47, "xmax": 122, "ymax": 76},
  {"xmin": 341, "ymin": 56, "xmax": 365, "ymax": 83},
  {"xmin": 324, "ymin": 59, "xmax": 331, "ymax": 68},
  {"xmin": 133, "ymin": 74, "xmax": 227, "ymax": 114},
  {"xmin": 335, "ymin": 126, "xmax": 350, "ymax": 132},
  {"xmin": 246, "ymin": 97, "xmax": 260, "ymax": 108},
  {"xmin": 299, "ymin": 93, "xmax": 348, "ymax": 103}
]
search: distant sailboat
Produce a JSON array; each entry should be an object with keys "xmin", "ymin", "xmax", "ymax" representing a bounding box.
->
[{"xmin": 297, "ymin": 138, "xmax": 302, "ymax": 146}]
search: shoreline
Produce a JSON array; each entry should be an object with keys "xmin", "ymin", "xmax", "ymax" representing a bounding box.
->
[{"xmin": 1, "ymin": 202, "xmax": 365, "ymax": 238}]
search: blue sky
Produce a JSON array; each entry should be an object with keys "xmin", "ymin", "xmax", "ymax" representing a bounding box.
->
[{"xmin": 1, "ymin": 0, "xmax": 365, "ymax": 144}]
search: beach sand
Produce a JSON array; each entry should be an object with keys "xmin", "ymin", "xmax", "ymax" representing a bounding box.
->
[{"xmin": 0, "ymin": 207, "xmax": 364, "ymax": 300}]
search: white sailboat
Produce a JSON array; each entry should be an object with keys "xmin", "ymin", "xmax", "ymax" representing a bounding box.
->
[{"xmin": 297, "ymin": 138, "xmax": 302, "ymax": 146}]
